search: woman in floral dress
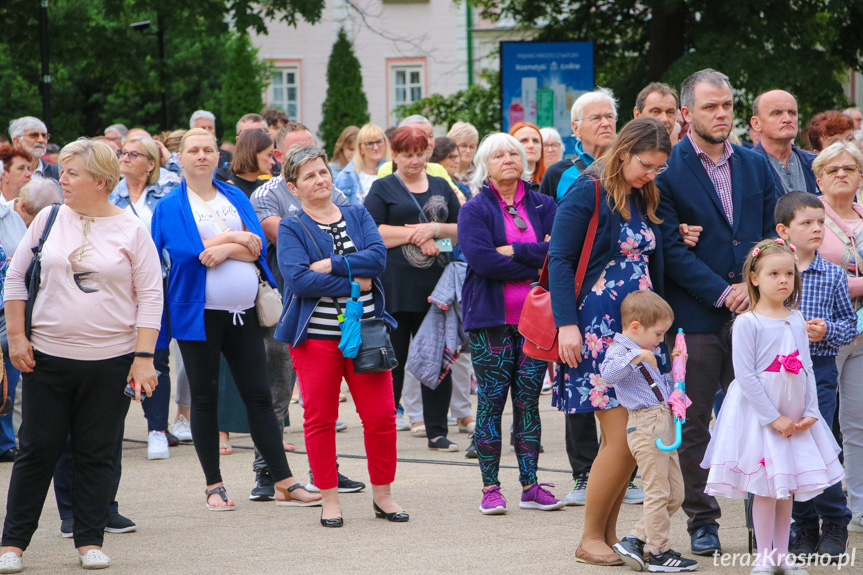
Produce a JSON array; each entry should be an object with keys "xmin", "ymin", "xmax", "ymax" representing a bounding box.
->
[{"xmin": 548, "ymin": 117, "xmax": 672, "ymax": 564}]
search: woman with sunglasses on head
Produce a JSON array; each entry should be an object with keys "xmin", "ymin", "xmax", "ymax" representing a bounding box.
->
[
  {"xmin": 457, "ymin": 132, "xmax": 560, "ymax": 514},
  {"xmin": 549, "ymin": 117, "xmax": 671, "ymax": 564},
  {"xmin": 334, "ymin": 123, "xmax": 390, "ymax": 205}
]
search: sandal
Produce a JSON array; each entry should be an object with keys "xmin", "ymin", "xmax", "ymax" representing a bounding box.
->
[
  {"xmin": 275, "ymin": 483, "xmax": 322, "ymax": 507},
  {"xmin": 338, "ymin": 393, "xmax": 347, "ymax": 403},
  {"xmin": 219, "ymin": 441, "xmax": 232, "ymax": 456},
  {"xmin": 411, "ymin": 423, "xmax": 427, "ymax": 438},
  {"xmin": 458, "ymin": 417, "xmax": 476, "ymax": 434},
  {"xmin": 283, "ymin": 442, "xmax": 296, "ymax": 452},
  {"xmin": 205, "ymin": 486, "xmax": 236, "ymax": 512}
]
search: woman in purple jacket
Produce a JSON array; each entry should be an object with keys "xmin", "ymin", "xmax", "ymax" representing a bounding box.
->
[{"xmin": 458, "ymin": 133, "xmax": 560, "ymax": 516}]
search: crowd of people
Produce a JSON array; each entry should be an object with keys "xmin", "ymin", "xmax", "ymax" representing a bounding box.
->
[{"xmin": 0, "ymin": 68, "xmax": 861, "ymax": 574}]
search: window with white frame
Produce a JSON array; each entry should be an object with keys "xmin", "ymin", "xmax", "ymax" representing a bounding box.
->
[
  {"xmin": 268, "ymin": 66, "xmax": 300, "ymax": 119},
  {"xmin": 391, "ymin": 64, "xmax": 424, "ymax": 109}
]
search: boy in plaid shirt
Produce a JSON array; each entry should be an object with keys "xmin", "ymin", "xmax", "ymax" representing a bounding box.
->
[
  {"xmin": 775, "ymin": 191, "xmax": 855, "ymax": 560},
  {"xmin": 602, "ymin": 291, "xmax": 697, "ymax": 572}
]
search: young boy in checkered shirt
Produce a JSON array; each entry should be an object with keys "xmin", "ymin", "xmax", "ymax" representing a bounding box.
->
[
  {"xmin": 601, "ymin": 290, "xmax": 697, "ymax": 572},
  {"xmin": 774, "ymin": 191, "xmax": 856, "ymax": 560}
]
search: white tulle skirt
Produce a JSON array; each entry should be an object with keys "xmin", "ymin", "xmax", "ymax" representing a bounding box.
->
[{"xmin": 701, "ymin": 368, "xmax": 844, "ymax": 501}]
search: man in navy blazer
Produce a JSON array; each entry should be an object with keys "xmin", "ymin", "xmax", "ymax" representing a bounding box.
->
[
  {"xmin": 656, "ymin": 69, "xmax": 778, "ymax": 556},
  {"xmin": 750, "ymin": 90, "xmax": 819, "ymax": 196}
]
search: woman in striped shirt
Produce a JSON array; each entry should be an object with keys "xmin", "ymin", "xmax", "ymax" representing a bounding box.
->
[{"xmin": 275, "ymin": 146, "xmax": 406, "ymax": 528}]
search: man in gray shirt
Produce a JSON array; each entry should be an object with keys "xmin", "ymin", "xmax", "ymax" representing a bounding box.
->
[
  {"xmin": 249, "ymin": 122, "xmax": 358, "ymax": 500},
  {"xmin": 750, "ymin": 90, "xmax": 818, "ymax": 196}
]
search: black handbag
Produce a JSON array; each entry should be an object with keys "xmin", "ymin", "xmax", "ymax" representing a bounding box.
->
[
  {"xmin": 292, "ymin": 215, "xmax": 397, "ymax": 374},
  {"xmin": 24, "ymin": 203, "xmax": 61, "ymax": 339}
]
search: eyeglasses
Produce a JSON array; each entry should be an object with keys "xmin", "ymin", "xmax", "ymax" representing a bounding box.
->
[
  {"xmin": 580, "ymin": 114, "xmax": 616, "ymax": 125},
  {"xmin": 458, "ymin": 143, "xmax": 477, "ymax": 152},
  {"xmin": 117, "ymin": 150, "xmax": 146, "ymax": 160},
  {"xmin": 362, "ymin": 139, "xmax": 386, "ymax": 149},
  {"xmin": 447, "ymin": 152, "xmax": 460, "ymax": 161},
  {"xmin": 634, "ymin": 154, "xmax": 669, "ymax": 175},
  {"xmin": 823, "ymin": 164, "xmax": 859, "ymax": 176},
  {"xmin": 544, "ymin": 142, "xmax": 562, "ymax": 150},
  {"xmin": 504, "ymin": 205, "xmax": 528, "ymax": 231},
  {"xmin": 23, "ymin": 131, "xmax": 50, "ymax": 141}
]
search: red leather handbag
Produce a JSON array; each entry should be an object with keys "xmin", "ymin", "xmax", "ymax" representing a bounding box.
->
[{"xmin": 518, "ymin": 178, "xmax": 600, "ymax": 362}]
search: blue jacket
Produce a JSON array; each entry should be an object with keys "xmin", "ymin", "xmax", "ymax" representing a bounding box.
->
[
  {"xmin": 656, "ymin": 137, "xmax": 778, "ymax": 334},
  {"xmin": 274, "ymin": 204, "xmax": 396, "ymax": 347},
  {"xmin": 458, "ymin": 182, "xmax": 557, "ymax": 331},
  {"xmin": 752, "ymin": 142, "xmax": 819, "ymax": 196},
  {"xmin": 334, "ymin": 159, "xmax": 385, "ymax": 205},
  {"xmin": 549, "ymin": 175, "xmax": 665, "ymax": 328},
  {"xmin": 110, "ymin": 179, "xmax": 178, "ymax": 212},
  {"xmin": 151, "ymin": 179, "xmax": 276, "ymax": 346}
]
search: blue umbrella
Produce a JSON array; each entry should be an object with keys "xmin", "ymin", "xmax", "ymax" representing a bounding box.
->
[{"xmin": 338, "ymin": 259, "xmax": 363, "ymax": 358}]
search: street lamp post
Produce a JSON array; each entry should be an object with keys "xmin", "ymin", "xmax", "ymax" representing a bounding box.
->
[{"xmin": 131, "ymin": 17, "xmax": 168, "ymax": 131}]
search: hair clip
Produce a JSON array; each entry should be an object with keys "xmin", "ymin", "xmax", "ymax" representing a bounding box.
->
[
  {"xmin": 788, "ymin": 243, "xmax": 796, "ymax": 252},
  {"xmin": 774, "ymin": 238, "xmax": 786, "ymax": 245},
  {"xmin": 752, "ymin": 247, "xmax": 761, "ymax": 258}
]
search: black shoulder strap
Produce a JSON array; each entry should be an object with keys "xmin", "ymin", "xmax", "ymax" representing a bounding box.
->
[
  {"xmin": 572, "ymin": 157, "xmax": 589, "ymax": 173},
  {"xmin": 292, "ymin": 215, "xmax": 345, "ymax": 317},
  {"xmin": 392, "ymin": 174, "xmax": 430, "ymax": 223},
  {"xmin": 33, "ymin": 203, "xmax": 61, "ymax": 256}
]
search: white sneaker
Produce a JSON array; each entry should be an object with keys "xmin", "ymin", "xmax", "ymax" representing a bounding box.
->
[
  {"xmin": 849, "ymin": 512, "xmax": 863, "ymax": 533},
  {"xmin": 171, "ymin": 415, "xmax": 192, "ymax": 441},
  {"xmin": 0, "ymin": 552, "xmax": 22, "ymax": 574},
  {"xmin": 79, "ymin": 549, "xmax": 110, "ymax": 570},
  {"xmin": 447, "ymin": 416, "xmax": 457, "ymax": 426},
  {"xmin": 395, "ymin": 415, "xmax": 411, "ymax": 431},
  {"xmin": 147, "ymin": 431, "xmax": 170, "ymax": 460}
]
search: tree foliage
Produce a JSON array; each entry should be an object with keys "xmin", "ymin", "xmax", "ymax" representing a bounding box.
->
[
  {"xmin": 395, "ymin": 71, "xmax": 502, "ymax": 138},
  {"xmin": 470, "ymin": 0, "xmax": 863, "ymax": 127},
  {"xmin": 319, "ymin": 28, "xmax": 370, "ymax": 156},
  {"xmin": 0, "ymin": 0, "xmax": 322, "ymax": 143}
]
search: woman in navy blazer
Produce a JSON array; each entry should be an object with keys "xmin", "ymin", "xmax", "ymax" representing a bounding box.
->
[
  {"xmin": 458, "ymin": 132, "xmax": 563, "ymax": 515},
  {"xmin": 274, "ymin": 146, "xmax": 407, "ymax": 528},
  {"xmin": 152, "ymin": 129, "xmax": 321, "ymax": 512},
  {"xmin": 548, "ymin": 117, "xmax": 671, "ymax": 564}
]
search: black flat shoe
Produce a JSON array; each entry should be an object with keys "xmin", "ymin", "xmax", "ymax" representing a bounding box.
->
[
  {"xmin": 373, "ymin": 500, "xmax": 409, "ymax": 522},
  {"xmin": 320, "ymin": 511, "xmax": 344, "ymax": 528}
]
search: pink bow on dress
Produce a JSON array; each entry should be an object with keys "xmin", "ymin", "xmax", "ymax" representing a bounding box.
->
[{"xmin": 765, "ymin": 350, "xmax": 802, "ymax": 374}]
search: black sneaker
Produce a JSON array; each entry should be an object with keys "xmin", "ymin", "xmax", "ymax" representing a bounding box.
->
[
  {"xmin": 336, "ymin": 472, "xmax": 365, "ymax": 493},
  {"xmin": 465, "ymin": 435, "xmax": 477, "ymax": 459},
  {"xmin": 647, "ymin": 549, "xmax": 697, "ymax": 572},
  {"xmin": 104, "ymin": 512, "xmax": 136, "ymax": 534},
  {"xmin": 816, "ymin": 522, "xmax": 848, "ymax": 562},
  {"xmin": 249, "ymin": 469, "xmax": 275, "ymax": 501},
  {"xmin": 789, "ymin": 525, "xmax": 819, "ymax": 556},
  {"xmin": 0, "ymin": 447, "xmax": 18, "ymax": 462},
  {"xmin": 613, "ymin": 536, "xmax": 646, "ymax": 571},
  {"xmin": 164, "ymin": 431, "xmax": 180, "ymax": 447},
  {"xmin": 60, "ymin": 518, "xmax": 74, "ymax": 538}
]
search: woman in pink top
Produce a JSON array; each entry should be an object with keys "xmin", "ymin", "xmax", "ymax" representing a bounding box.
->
[
  {"xmin": 457, "ymin": 133, "xmax": 560, "ymax": 515},
  {"xmin": 0, "ymin": 140, "xmax": 163, "ymax": 573},
  {"xmin": 813, "ymin": 141, "xmax": 863, "ymax": 531}
]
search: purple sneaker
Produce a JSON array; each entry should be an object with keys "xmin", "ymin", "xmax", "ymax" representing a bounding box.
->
[
  {"xmin": 480, "ymin": 485, "xmax": 507, "ymax": 515},
  {"xmin": 519, "ymin": 483, "xmax": 564, "ymax": 511}
]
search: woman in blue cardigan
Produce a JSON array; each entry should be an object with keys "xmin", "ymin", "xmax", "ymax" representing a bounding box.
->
[
  {"xmin": 549, "ymin": 117, "xmax": 670, "ymax": 564},
  {"xmin": 458, "ymin": 133, "xmax": 561, "ymax": 516},
  {"xmin": 152, "ymin": 129, "xmax": 321, "ymax": 512},
  {"xmin": 275, "ymin": 146, "xmax": 406, "ymax": 528}
]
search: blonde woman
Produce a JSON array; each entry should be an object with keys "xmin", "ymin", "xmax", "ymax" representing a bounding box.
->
[
  {"xmin": 447, "ymin": 121, "xmax": 480, "ymax": 184},
  {"xmin": 334, "ymin": 123, "xmax": 390, "ymax": 205},
  {"xmin": 0, "ymin": 139, "xmax": 163, "ymax": 571}
]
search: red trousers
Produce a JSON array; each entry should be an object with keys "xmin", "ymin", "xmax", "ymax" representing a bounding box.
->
[{"xmin": 290, "ymin": 338, "xmax": 397, "ymax": 490}]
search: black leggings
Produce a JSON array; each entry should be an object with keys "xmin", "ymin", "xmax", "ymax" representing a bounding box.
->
[
  {"xmin": 2, "ymin": 351, "xmax": 132, "ymax": 550},
  {"xmin": 390, "ymin": 310, "xmax": 452, "ymax": 440},
  {"xmin": 178, "ymin": 309, "xmax": 291, "ymax": 485}
]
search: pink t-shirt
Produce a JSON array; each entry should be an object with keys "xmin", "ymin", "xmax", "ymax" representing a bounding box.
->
[
  {"xmin": 5, "ymin": 205, "xmax": 163, "ymax": 360},
  {"xmin": 492, "ymin": 181, "xmax": 538, "ymax": 325}
]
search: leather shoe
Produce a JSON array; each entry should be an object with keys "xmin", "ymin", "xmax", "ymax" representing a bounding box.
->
[
  {"xmin": 320, "ymin": 511, "xmax": 344, "ymax": 528},
  {"xmin": 574, "ymin": 544, "xmax": 625, "ymax": 566},
  {"xmin": 690, "ymin": 524, "xmax": 721, "ymax": 556}
]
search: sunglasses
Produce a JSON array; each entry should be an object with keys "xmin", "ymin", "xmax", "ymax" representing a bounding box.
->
[
  {"xmin": 504, "ymin": 205, "xmax": 528, "ymax": 231},
  {"xmin": 291, "ymin": 147, "xmax": 325, "ymax": 164}
]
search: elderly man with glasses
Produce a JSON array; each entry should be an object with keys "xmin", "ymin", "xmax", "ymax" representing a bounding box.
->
[{"xmin": 9, "ymin": 117, "xmax": 58, "ymax": 180}]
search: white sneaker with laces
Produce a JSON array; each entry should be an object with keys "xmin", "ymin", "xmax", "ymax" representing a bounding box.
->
[
  {"xmin": 79, "ymin": 549, "xmax": 110, "ymax": 570},
  {"xmin": 147, "ymin": 431, "xmax": 170, "ymax": 460},
  {"xmin": 171, "ymin": 415, "xmax": 192, "ymax": 441},
  {"xmin": 849, "ymin": 511, "xmax": 863, "ymax": 533},
  {"xmin": 0, "ymin": 552, "xmax": 22, "ymax": 574}
]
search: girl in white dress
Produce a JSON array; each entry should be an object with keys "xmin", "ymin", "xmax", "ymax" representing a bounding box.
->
[{"xmin": 701, "ymin": 238, "xmax": 844, "ymax": 574}]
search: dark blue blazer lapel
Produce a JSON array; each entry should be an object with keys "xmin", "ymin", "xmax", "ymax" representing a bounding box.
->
[
  {"xmin": 730, "ymin": 152, "xmax": 743, "ymax": 235},
  {"xmin": 680, "ymin": 140, "xmax": 730, "ymax": 229}
]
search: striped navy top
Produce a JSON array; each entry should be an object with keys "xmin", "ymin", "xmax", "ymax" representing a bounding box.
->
[{"xmin": 307, "ymin": 218, "xmax": 375, "ymax": 340}]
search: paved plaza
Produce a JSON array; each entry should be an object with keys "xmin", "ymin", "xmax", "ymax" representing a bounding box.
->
[{"xmin": 0, "ymin": 388, "xmax": 859, "ymax": 575}]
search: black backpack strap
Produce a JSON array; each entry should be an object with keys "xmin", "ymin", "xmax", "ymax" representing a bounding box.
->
[
  {"xmin": 33, "ymin": 203, "xmax": 61, "ymax": 257},
  {"xmin": 572, "ymin": 157, "xmax": 589, "ymax": 173}
]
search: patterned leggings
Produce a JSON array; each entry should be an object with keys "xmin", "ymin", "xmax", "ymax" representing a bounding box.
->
[{"xmin": 469, "ymin": 325, "xmax": 547, "ymax": 487}]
